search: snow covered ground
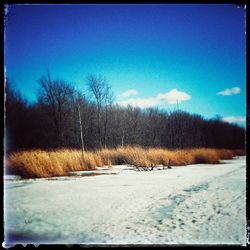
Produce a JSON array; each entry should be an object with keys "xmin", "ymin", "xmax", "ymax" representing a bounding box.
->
[{"xmin": 3, "ymin": 156, "xmax": 247, "ymax": 246}]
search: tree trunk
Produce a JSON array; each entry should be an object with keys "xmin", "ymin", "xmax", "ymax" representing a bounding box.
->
[
  {"xmin": 121, "ymin": 129, "xmax": 125, "ymax": 147},
  {"xmin": 77, "ymin": 103, "xmax": 85, "ymax": 166},
  {"xmin": 103, "ymin": 104, "xmax": 108, "ymax": 148},
  {"xmin": 97, "ymin": 105, "xmax": 102, "ymax": 148}
]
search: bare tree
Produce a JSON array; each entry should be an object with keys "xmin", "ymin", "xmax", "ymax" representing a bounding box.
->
[
  {"xmin": 87, "ymin": 74, "xmax": 113, "ymax": 148},
  {"xmin": 37, "ymin": 71, "xmax": 74, "ymax": 147},
  {"xmin": 75, "ymin": 92, "xmax": 85, "ymax": 154},
  {"xmin": 103, "ymin": 85, "xmax": 114, "ymax": 148},
  {"xmin": 6, "ymin": 73, "xmax": 245, "ymax": 151}
]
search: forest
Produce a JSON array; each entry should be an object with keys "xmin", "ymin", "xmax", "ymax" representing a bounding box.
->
[{"xmin": 5, "ymin": 72, "xmax": 245, "ymax": 153}]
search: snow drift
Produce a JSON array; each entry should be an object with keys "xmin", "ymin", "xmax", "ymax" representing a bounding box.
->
[{"xmin": 4, "ymin": 156, "xmax": 246, "ymax": 246}]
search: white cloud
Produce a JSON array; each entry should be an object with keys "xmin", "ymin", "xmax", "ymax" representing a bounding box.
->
[
  {"xmin": 217, "ymin": 87, "xmax": 241, "ymax": 96},
  {"xmin": 118, "ymin": 97, "xmax": 159, "ymax": 109},
  {"xmin": 223, "ymin": 116, "xmax": 246, "ymax": 124},
  {"xmin": 157, "ymin": 89, "xmax": 191, "ymax": 104},
  {"xmin": 117, "ymin": 89, "xmax": 138, "ymax": 98},
  {"xmin": 118, "ymin": 88, "xmax": 191, "ymax": 108}
]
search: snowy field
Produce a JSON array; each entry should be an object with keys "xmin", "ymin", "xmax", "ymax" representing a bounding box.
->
[{"xmin": 4, "ymin": 156, "xmax": 247, "ymax": 246}]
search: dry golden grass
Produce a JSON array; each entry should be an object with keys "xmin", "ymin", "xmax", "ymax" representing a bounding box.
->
[
  {"xmin": 5, "ymin": 146, "xmax": 244, "ymax": 178},
  {"xmin": 6, "ymin": 149, "xmax": 101, "ymax": 178}
]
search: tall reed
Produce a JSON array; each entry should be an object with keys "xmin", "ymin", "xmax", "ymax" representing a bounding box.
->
[{"xmin": 5, "ymin": 147, "xmax": 244, "ymax": 178}]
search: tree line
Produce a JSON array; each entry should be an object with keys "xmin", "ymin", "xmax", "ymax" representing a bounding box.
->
[{"xmin": 5, "ymin": 72, "xmax": 245, "ymax": 152}]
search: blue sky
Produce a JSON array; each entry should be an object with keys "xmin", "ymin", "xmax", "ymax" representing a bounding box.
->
[{"xmin": 5, "ymin": 4, "xmax": 246, "ymax": 125}]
